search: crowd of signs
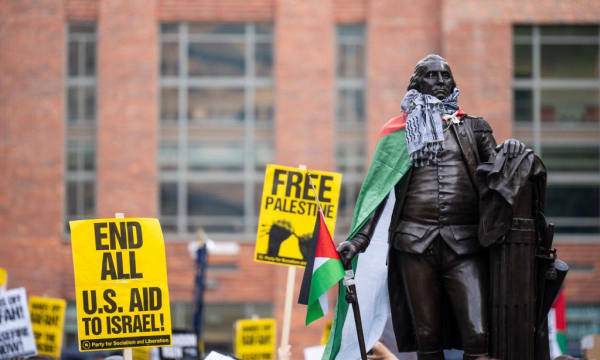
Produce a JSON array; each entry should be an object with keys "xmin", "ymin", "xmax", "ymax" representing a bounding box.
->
[{"xmin": 0, "ymin": 165, "xmax": 341, "ymax": 360}]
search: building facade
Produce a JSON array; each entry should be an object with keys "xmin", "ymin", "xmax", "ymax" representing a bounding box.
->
[{"xmin": 1, "ymin": 0, "xmax": 599, "ymax": 356}]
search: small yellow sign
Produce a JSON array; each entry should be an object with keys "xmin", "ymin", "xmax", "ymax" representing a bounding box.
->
[
  {"xmin": 0, "ymin": 267, "xmax": 6, "ymax": 291},
  {"xmin": 255, "ymin": 165, "xmax": 342, "ymax": 267},
  {"xmin": 235, "ymin": 318, "xmax": 276, "ymax": 360},
  {"xmin": 132, "ymin": 346, "xmax": 152, "ymax": 360},
  {"xmin": 70, "ymin": 218, "xmax": 172, "ymax": 351},
  {"xmin": 321, "ymin": 321, "xmax": 332, "ymax": 345},
  {"xmin": 29, "ymin": 296, "xmax": 66, "ymax": 358}
]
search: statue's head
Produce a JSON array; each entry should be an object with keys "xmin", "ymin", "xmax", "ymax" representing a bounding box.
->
[{"xmin": 407, "ymin": 54, "xmax": 456, "ymax": 100}]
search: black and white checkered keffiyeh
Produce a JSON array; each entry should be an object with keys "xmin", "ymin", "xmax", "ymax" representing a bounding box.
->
[{"xmin": 400, "ymin": 87, "xmax": 461, "ymax": 167}]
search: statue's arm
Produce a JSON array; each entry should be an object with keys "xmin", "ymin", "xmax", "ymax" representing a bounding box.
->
[
  {"xmin": 470, "ymin": 117, "xmax": 526, "ymax": 161},
  {"xmin": 337, "ymin": 198, "xmax": 386, "ymax": 268},
  {"xmin": 469, "ymin": 117, "xmax": 497, "ymax": 162}
]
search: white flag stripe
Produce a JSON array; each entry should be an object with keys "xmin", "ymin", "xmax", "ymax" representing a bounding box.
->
[
  {"xmin": 313, "ymin": 257, "xmax": 328, "ymax": 273},
  {"xmin": 319, "ymin": 293, "xmax": 329, "ymax": 315},
  {"xmin": 337, "ymin": 190, "xmax": 398, "ymax": 359}
]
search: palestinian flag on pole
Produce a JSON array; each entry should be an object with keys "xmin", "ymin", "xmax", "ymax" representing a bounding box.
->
[
  {"xmin": 549, "ymin": 289, "xmax": 567, "ymax": 358},
  {"xmin": 298, "ymin": 208, "xmax": 345, "ymax": 325},
  {"xmin": 322, "ymin": 113, "xmax": 412, "ymax": 359}
]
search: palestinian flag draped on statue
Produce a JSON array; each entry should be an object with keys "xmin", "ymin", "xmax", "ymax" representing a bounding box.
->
[
  {"xmin": 322, "ymin": 110, "xmax": 464, "ymax": 359},
  {"xmin": 298, "ymin": 208, "xmax": 345, "ymax": 325}
]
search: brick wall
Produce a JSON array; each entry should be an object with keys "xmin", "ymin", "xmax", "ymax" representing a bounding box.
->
[
  {"xmin": 96, "ymin": 0, "xmax": 158, "ymax": 218},
  {"xmin": 66, "ymin": 0, "xmax": 98, "ymax": 21},
  {"xmin": 0, "ymin": 0, "xmax": 68, "ymax": 297},
  {"xmin": 158, "ymin": 0, "xmax": 275, "ymax": 22}
]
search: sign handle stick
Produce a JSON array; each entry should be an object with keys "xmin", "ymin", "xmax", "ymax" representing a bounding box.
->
[
  {"xmin": 280, "ymin": 266, "xmax": 296, "ymax": 349},
  {"xmin": 115, "ymin": 213, "xmax": 133, "ymax": 360},
  {"xmin": 279, "ymin": 165, "xmax": 306, "ymax": 353}
]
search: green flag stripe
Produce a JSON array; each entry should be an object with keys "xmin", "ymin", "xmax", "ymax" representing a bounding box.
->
[
  {"xmin": 306, "ymin": 259, "xmax": 345, "ymax": 325},
  {"xmin": 323, "ymin": 128, "xmax": 411, "ymax": 359}
]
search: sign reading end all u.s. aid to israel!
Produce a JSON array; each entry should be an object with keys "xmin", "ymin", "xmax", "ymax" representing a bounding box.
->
[
  {"xmin": 70, "ymin": 218, "xmax": 172, "ymax": 351},
  {"xmin": 255, "ymin": 165, "xmax": 342, "ymax": 267}
]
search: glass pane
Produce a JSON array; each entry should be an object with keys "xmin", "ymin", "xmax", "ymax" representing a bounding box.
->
[
  {"xmin": 337, "ymin": 88, "xmax": 365, "ymax": 124},
  {"xmin": 255, "ymin": 138, "xmax": 273, "ymax": 171},
  {"xmin": 84, "ymin": 41, "xmax": 96, "ymax": 76},
  {"xmin": 255, "ymin": 42, "xmax": 273, "ymax": 77},
  {"xmin": 566, "ymin": 305, "xmax": 600, "ymax": 353},
  {"xmin": 542, "ymin": 146, "xmax": 600, "ymax": 172},
  {"xmin": 541, "ymin": 45, "xmax": 599, "ymax": 78},
  {"xmin": 514, "ymin": 90, "xmax": 532, "ymax": 123},
  {"xmin": 514, "ymin": 26, "xmax": 533, "ymax": 36},
  {"xmin": 161, "ymin": 23, "xmax": 179, "ymax": 34},
  {"xmin": 69, "ymin": 23, "xmax": 95, "ymax": 34},
  {"xmin": 160, "ymin": 182, "xmax": 178, "ymax": 216},
  {"xmin": 161, "ymin": 42, "xmax": 179, "ymax": 76},
  {"xmin": 161, "ymin": 88, "xmax": 179, "ymax": 120},
  {"xmin": 255, "ymin": 88, "xmax": 274, "ymax": 121},
  {"xmin": 255, "ymin": 182, "xmax": 265, "ymax": 215},
  {"xmin": 67, "ymin": 142, "xmax": 78, "ymax": 171},
  {"xmin": 188, "ymin": 43, "xmax": 245, "ymax": 77},
  {"xmin": 337, "ymin": 142, "xmax": 366, "ymax": 173},
  {"xmin": 159, "ymin": 142, "xmax": 178, "ymax": 171},
  {"xmin": 67, "ymin": 182, "xmax": 78, "ymax": 216},
  {"xmin": 541, "ymin": 89, "xmax": 599, "ymax": 123},
  {"xmin": 68, "ymin": 88, "xmax": 79, "ymax": 122},
  {"xmin": 84, "ymin": 87, "xmax": 96, "ymax": 121},
  {"xmin": 187, "ymin": 141, "xmax": 244, "ymax": 171},
  {"xmin": 546, "ymin": 185, "xmax": 599, "ymax": 218},
  {"xmin": 255, "ymin": 24, "xmax": 273, "ymax": 35},
  {"xmin": 338, "ymin": 25, "xmax": 365, "ymax": 37},
  {"xmin": 83, "ymin": 181, "xmax": 95, "ymax": 216},
  {"xmin": 83, "ymin": 142, "xmax": 95, "ymax": 171},
  {"xmin": 514, "ymin": 44, "xmax": 532, "ymax": 78},
  {"xmin": 189, "ymin": 24, "xmax": 245, "ymax": 35},
  {"xmin": 188, "ymin": 88, "xmax": 244, "ymax": 122},
  {"xmin": 337, "ymin": 43, "xmax": 365, "ymax": 79},
  {"xmin": 541, "ymin": 25, "xmax": 599, "ymax": 36},
  {"xmin": 68, "ymin": 41, "xmax": 79, "ymax": 76},
  {"xmin": 187, "ymin": 183, "xmax": 244, "ymax": 216}
]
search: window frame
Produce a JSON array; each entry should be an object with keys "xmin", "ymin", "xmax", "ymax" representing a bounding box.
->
[
  {"xmin": 158, "ymin": 23, "xmax": 274, "ymax": 240},
  {"xmin": 513, "ymin": 25, "xmax": 600, "ymax": 239}
]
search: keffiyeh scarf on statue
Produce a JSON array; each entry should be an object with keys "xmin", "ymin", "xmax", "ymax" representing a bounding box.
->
[{"xmin": 400, "ymin": 86, "xmax": 461, "ymax": 166}]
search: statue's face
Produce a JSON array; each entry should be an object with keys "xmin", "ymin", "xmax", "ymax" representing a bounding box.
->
[{"xmin": 418, "ymin": 60, "xmax": 454, "ymax": 100}]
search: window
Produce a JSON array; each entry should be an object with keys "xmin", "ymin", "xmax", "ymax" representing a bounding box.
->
[
  {"xmin": 335, "ymin": 24, "xmax": 367, "ymax": 238},
  {"xmin": 159, "ymin": 23, "xmax": 274, "ymax": 237},
  {"xmin": 566, "ymin": 305, "xmax": 600, "ymax": 354},
  {"xmin": 65, "ymin": 23, "xmax": 97, "ymax": 232},
  {"xmin": 513, "ymin": 25, "xmax": 600, "ymax": 235}
]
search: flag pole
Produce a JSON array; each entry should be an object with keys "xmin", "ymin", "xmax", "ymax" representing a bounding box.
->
[
  {"xmin": 306, "ymin": 170, "xmax": 368, "ymax": 360},
  {"xmin": 279, "ymin": 165, "xmax": 307, "ymax": 354}
]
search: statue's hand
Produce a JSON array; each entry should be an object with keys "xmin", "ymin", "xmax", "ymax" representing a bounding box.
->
[
  {"xmin": 496, "ymin": 139, "xmax": 526, "ymax": 159},
  {"xmin": 337, "ymin": 241, "xmax": 362, "ymax": 269}
]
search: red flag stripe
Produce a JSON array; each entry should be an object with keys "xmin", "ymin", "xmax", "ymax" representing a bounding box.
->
[
  {"xmin": 379, "ymin": 108, "xmax": 467, "ymax": 140},
  {"xmin": 314, "ymin": 210, "xmax": 341, "ymax": 260}
]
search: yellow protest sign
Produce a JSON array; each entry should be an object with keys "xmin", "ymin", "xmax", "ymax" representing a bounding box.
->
[
  {"xmin": 132, "ymin": 346, "xmax": 151, "ymax": 360},
  {"xmin": 0, "ymin": 267, "xmax": 6, "ymax": 292},
  {"xmin": 321, "ymin": 321, "xmax": 332, "ymax": 345},
  {"xmin": 255, "ymin": 165, "xmax": 342, "ymax": 267},
  {"xmin": 70, "ymin": 218, "xmax": 172, "ymax": 351},
  {"xmin": 235, "ymin": 318, "xmax": 276, "ymax": 360},
  {"xmin": 29, "ymin": 297, "xmax": 66, "ymax": 358}
]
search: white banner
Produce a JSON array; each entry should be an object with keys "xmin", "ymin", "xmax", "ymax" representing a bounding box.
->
[{"xmin": 0, "ymin": 287, "xmax": 37, "ymax": 359}]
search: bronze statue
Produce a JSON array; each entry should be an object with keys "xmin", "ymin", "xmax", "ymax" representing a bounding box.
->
[{"xmin": 334, "ymin": 55, "xmax": 566, "ymax": 360}]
